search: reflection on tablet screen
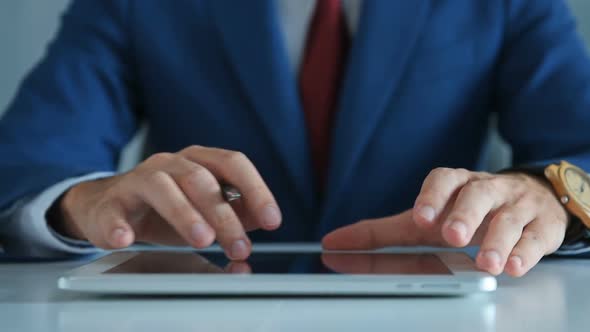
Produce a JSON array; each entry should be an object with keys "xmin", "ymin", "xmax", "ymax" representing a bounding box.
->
[{"xmin": 105, "ymin": 252, "xmax": 453, "ymax": 275}]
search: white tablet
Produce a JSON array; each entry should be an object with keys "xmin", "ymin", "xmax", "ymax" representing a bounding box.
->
[{"xmin": 58, "ymin": 247, "xmax": 496, "ymax": 296}]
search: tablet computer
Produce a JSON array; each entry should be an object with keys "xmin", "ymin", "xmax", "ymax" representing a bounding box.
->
[{"xmin": 58, "ymin": 248, "xmax": 496, "ymax": 296}]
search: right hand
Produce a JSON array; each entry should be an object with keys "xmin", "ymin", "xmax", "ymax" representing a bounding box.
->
[{"xmin": 52, "ymin": 146, "xmax": 282, "ymax": 260}]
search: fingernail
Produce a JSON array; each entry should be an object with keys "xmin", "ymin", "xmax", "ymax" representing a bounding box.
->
[
  {"xmin": 111, "ymin": 228, "xmax": 130, "ymax": 245},
  {"xmin": 483, "ymin": 250, "xmax": 501, "ymax": 267},
  {"xmin": 509, "ymin": 256, "xmax": 523, "ymax": 268},
  {"xmin": 231, "ymin": 240, "xmax": 249, "ymax": 260},
  {"xmin": 449, "ymin": 221, "xmax": 467, "ymax": 240},
  {"xmin": 417, "ymin": 206, "xmax": 436, "ymax": 223},
  {"xmin": 191, "ymin": 223, "xmax": 212, "ymax": 246},
  {"xmin": 261, "ymin": 205, "xmax": 282, "ymax": 228}
]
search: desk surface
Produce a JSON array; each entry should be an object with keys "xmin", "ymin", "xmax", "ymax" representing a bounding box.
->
[{"xmin": 1, "ymin": 245, "xmax": 589, "ymax": 332}]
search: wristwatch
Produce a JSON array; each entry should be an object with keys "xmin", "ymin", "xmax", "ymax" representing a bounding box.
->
[{"xmin": 544, "ymin": 161, "xmax": 590, "ymax": 229}]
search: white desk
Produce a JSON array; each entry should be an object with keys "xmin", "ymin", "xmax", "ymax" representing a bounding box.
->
[{"xmin": 1, "ymin": 245, "xmax": 589, "ymax": 332}]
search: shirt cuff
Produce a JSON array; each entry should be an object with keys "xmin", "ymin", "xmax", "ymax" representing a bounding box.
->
[
  {"xmin": 4, "ymin": 172, "xmax": 114, "ymax": 257},
  {"xmin": 554, "ymin": 227, "xmax": 590, "ymax": 255}
]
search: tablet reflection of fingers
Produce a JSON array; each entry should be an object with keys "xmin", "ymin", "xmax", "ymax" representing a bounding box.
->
[
  {"xmin": 321, "ymin": 253, "xmax": 373, "ymax": 274},
  {"xmin": 186, "ymin": 254, "xmax": 225, "ymax": 273},
  {"xmin": 321, "ymin": 253, "xmax": 443, "ymax": 274},
  {"xmin": 224, "ymin": 261, "xmax": 252, "ymax": 274}
]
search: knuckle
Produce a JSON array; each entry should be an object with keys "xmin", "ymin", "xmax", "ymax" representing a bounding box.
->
[
  {"xmin": 182, "ymin": 145, "xmax": 204, "ymax": 155},
  {"xmin": 520, "ymin": 192, "xmax": 550, "ymax": 211},
  {"xmin": 428, "ymin": 167, "xmax": 473, "ymax": 186},
  {"xmin": 179, "ymin": 164, "xmax": 220, "ymax": 194},
  {"xmin": 455, "ymin": 168, "xmax": 472, "ymax": 178},
  {"xmin": 462, "ymin": 180, "xmax": 478, "ymax": 193},
  {"xmin": 487, "ymin": 178, "xmax": 504, "ymax": 192},
  {"xmin": 476, "ymin": 170, "xmax": 493, "ymax": 178},
  {"xmin": 145, "ymin": 170, "xmax": 172, "ymax": 186},
  {"xmin": 222, "ymin": 150, "xmax": 250, "ymax": 166},
  {"xmin": 431, "ymin": 167, "xmax": 454, "ymax": 178},
  {"xmin": 196, "ymin": 170, "xmax": 221, "ymax": 194},
  {"xmin": 465, "ymin": 179, "xmax": 495, "ymax": 195},
  {"xmin": 513, "ymin": 178, "xmax": 530, "ymax": 193},
  {"xmin": 512, "ymin": 172, "xmax": 532, "ymax": 184},
  {"xmin": 145, "ymin": 152, "xmax": 175, "ymax": 165},
  {"xmin": 179, "ymin": 164, "xmax": 209, "ymax": 186},
  {"xmin": 415, "ymin": 189, "xmax": 444, "ymax": 208},
  {"xmin": 530, "ymin": 192, "xmax": 548, "ymax": 207}
]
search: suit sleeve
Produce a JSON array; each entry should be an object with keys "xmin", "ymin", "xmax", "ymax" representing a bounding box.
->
[
  {"xmin": 0, "ymin": 172, "xmax": 113, "ymax": 258},
  {"xmin": 496, "ymin": 0, "xmax": 590, "ymax": 256},
  {"xmin": 0, "ymin": 0, "xmax": 138, "ymax": 255}
]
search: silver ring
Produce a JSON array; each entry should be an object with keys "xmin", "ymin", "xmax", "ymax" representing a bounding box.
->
[{"xmin": 221, "ymin": 184, "xmax": 242, "ymax": 202}]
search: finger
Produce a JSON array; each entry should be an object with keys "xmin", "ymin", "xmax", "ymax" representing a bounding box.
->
[
  {"xmin": 476, "ymin": 201, "xmax": 535, "ymax": 275},
  {"xmin": 136, "ymin": 170, "xmax": 216, "ymax": 249},
  {"xmin": 413, "ymin": 168, "xmax": 476, "ymax": 228},
  {"xmin": 135, "ymin": 211, "xmax": 187, "ymax": 246},
  {"xmin": 442, "ymin": 179, "xmax": 504, "ymax": 247},
  {"xmin": 167, "ymin": 159, "xmax": 251, "ymax": 260},
  {"xmin": 322, "ymin": 210, "xmax": 442, "ymax": 250},
  {"xmin": 505, "ymin": 219, "xmax": 565, "ymax": 277},
  {"xmin": 90, "ymin": 201, "xmax": 135, "ymax": 249},
  {"xmin": 180, "ymin": 146, "xmax": 282, "ymax": 230},
  {"xmin": 227, "ymin": 198, "xmax": 260, "ymax": 232}
]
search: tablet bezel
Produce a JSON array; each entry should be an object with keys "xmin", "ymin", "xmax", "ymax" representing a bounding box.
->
[{"xmin": 58, "ymin": 248, "xmax": 497, "ymax": 295}]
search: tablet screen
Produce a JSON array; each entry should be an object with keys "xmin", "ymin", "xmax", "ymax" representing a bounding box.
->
[{"xmin": 104, "ymin": 252, "xmax": 453, "ymax": 275}]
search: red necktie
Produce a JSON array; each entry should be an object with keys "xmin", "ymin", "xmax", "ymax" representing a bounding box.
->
[{"xmin": 299, "ymin": 0, "xmax": 349, "ymax": 186}]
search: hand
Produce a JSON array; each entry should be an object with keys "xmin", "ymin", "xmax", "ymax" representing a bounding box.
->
[
  {"xmin": 52, "ymin": 146, "xmax": 282, "ymax": 260},
  {"xmin": 322, "ymin": 168, "xmax": 570, "ymax": 277}
]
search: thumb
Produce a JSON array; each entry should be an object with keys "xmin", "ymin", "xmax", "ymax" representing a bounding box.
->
[
  {"xmin": 322, "ymin": 209, "xmax": 440, "ymax": 250},
  {"xmin": 88, "ymin": 204, "xmax": 135, "ymax": 250}
]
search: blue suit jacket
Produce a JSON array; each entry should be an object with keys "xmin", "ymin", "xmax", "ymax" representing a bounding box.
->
[{"xmin": 2, "ymin": 0, "xmax": 590, "ymax": 247}]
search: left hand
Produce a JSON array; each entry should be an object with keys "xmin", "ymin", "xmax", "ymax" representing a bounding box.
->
[{"xmin": 322, "ymin": 168, "xmax": 570, "ymax": 277}]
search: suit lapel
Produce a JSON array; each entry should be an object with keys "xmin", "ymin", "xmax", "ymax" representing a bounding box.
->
[
  {"xmin": 209, "ymin": 0, "xmax": 316, "ymax": 209},
  {"xmin": 322, "ymin": 0, "xmax": 432, "ymax": 221}
]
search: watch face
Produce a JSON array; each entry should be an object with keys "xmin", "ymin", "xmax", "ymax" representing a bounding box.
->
[{"xmin": 564, "ymin": 167, "xmax": 590, "ymax": 209}]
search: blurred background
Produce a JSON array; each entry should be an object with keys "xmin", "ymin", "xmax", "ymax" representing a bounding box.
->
[{"xmin": 0, "ymin": 0, "xmax": 589, "ymax": 170}]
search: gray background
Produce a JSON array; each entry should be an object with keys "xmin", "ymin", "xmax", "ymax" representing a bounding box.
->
[{"xmin": 0, "ymin": 0, "xmax": 589, "ymax": 170}]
